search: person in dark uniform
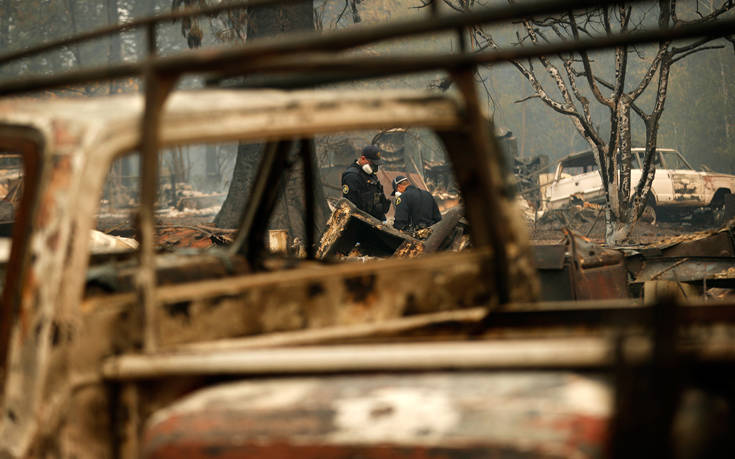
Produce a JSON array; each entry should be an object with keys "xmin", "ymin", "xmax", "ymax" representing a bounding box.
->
[
  {"xmin": 341, "ymin": 145, "xmax": 390, "ymax": 221},
  {"xmin": 392, "ymin": 175, "xmax": 442, "ymax": 232}
]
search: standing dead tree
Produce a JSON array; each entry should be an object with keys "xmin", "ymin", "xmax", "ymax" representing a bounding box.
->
[
  {"xmin": 441, "ymin": 0, "xmax": 735, "ymax": 244},
  {"xmin": 171, "ymin": 0, "xmax": 332, "ymax": 242}
]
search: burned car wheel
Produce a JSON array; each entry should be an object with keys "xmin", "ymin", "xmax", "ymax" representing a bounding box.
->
[{"xmin": 707, "ymin": 190, "xmax": 732, "ymax": 227}]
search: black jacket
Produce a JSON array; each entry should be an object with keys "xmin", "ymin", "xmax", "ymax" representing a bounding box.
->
[
  {"xmin": 393, "ymin": 185, "xmax": 442, "ymax": 231},
  {"xmin": 341, "ymin": 162, "xmax": 390, "ymax": 220}
]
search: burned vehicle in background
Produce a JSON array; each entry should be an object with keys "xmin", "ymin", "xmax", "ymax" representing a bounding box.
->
[{"xmin": 542, "ymin": 147, "xmax": 735, "ymax": 222}]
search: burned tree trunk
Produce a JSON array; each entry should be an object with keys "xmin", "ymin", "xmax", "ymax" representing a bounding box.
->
[
  {"xmin": 215, "ymin": 142, "xmax": 262, "ymax": 227},
  {"xmin": 214, "ymin": 2, "xmax": 330, "ymax": 241}
]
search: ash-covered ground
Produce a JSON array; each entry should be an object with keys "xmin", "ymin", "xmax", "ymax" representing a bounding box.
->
[{"xmin": 526, "ymin": 204, "xmax": 721, "ymax": 246}]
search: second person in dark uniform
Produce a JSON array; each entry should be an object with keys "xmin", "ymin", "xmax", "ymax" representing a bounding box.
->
[
  {"xmin": 341, "ymin": 145, "xmax": 391, "ymax": 221},
  {"xmin": 392, "ymin": 175, "xmax": 442, "ymax": 232}
]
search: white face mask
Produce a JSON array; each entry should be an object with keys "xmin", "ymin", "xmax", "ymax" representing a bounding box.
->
[
  {"xmin": 394, "ymin": 191, "xmax": 402, "ymax": 197},
  {"xmin": 361, "ymin": 163, "xmax": 373, "ymax": 174}
]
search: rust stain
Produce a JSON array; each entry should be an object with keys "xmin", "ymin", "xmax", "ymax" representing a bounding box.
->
[
  {"xmin": 18, "ymin": 270, "xmax": 38, "ymax": 341},
  {"xmin": 343, "ymin": 275, "xmax": 377, "ymax": 304},
  {"xmin": 46, "ymin": 230, "xmax": 60, "ymax": 251},
  {"xmin": 551, "ymin": 414, "xmax": 608, "ymax": 454},
  {"xmin": 37, "ymin": 156, "xmax": 72, "ymax": 228},
  {"xmin": 51, "ymin": 120, "xmax": 78, "ymax": 149}
]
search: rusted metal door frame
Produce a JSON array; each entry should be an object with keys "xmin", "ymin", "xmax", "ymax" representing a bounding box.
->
[
  {"xmin": 0, "ymin": 0, "xmax": 648, "ymax": 70},
  {"xmin": 450, "ymin": 65, "xmax": 512, "ymax": 304},
  {"xmin": 138, "ymin": 68, "xmax": 178, "ymax": 352},
  {"xmin": 0, "ymin": 130, "xmax": 44, "ymax": 390}
]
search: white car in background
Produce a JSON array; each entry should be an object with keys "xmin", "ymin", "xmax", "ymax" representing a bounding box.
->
[{"xmin": 542, "ymin": 148, "xmax": 735, "ymax": 221}]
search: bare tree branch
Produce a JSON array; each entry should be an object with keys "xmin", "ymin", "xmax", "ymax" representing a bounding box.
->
[
  {"xmin": 562, "ymin": 55, "xmax": 593, "ymax": 124},
  {"xmin": 510, "ymin": 60, "xmax": 577, "ymax": 116},
  {"xmin": 514, "ymin": 94, "xmax": 540, "ymax": 103},
  {"xmin": 577, "ymin": 69, "xmax": 648, "ymax": 121},
  {"xmin": 335, "ymin": 0, "xmax": 350, "ymax": 26},
  {"xmin": 568, "ymin": 11, "xmax": 610, "ymax": 106},
  {"xmin": 671, "ymin": 44, "xmax": 725, "ymax": 63},
  {"xmin": 627, "ymin": 44, "xmax": 668, "ymax": 101},
  {"xmin": 673, "ymin": 0, "xmax": 734, "ymax": 25}
]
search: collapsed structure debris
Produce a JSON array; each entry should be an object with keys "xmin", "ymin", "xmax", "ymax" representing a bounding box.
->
[
  {"xmin": 512, "ymin": 154, "xmax": 549, "ymax": 209},
  {"xmin": 316, "ymin": 198, "xmax": 468, "ymax": 259},
  {"xmin": 530, "ymin": 220, "xmax": 735, "ymax": 302},
  {"xmin": 624, "ymin": 220, "xmax": 735, "ymax": 296}
]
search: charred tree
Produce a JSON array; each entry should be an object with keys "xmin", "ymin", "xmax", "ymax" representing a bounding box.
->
[
  {"xmin": 444, "ymin": 1, "xmax": 735, "ymax": 244},
  {"xmin": 172, "ymin": 1, "xmax": 330, "ymax": 242},
  {"xmin": 214, "ymin": 2, "xmax": 320, "ymax": 234}
]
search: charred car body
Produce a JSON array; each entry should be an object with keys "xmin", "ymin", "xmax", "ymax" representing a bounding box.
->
[
  {"xmin": 543, "ymin": 147, "xmax": 735, "ymax": 221},
  {"xmin": 0, "ymin": 78, "xmax": 536, "ymax": 459}
]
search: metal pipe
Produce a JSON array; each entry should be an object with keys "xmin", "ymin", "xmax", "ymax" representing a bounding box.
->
[
  {"xmin": 210, "ymin": 17, "xmax": 735, "ymax": 84},
  {"xmin": 100, "ymin": 335, "xmax": 735, "ymax": 380},
  {"xmin": 138, "ymin": 69, "xmax": 177, "ymax": 353},
  {"xmin": 3, "ymin": 13, "xmax": 733, "ymax": 97},
  {"xmin": 102, "ymin": 337, "xmax": 648, "ymax": 380},
  {"xmin": 0, "ymin": 0, "xmax": 308, "ymax": 66},
  {"xmin": 0, "ymin": 0, "xmax": 657, "ymax": 95}
]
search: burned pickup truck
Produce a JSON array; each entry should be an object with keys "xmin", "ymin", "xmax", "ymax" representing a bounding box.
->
[
  {"xmin": 542, "ymin": 148, "xmax": 735, "ymax": 222},
  {"xmin": 0, "ymin": 83, "xmax": 540, "ymax": 457}
]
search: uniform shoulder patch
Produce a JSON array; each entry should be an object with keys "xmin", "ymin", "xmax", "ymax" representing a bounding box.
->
[
  {"xmin": 342, "ymin": 184, "xmax": 349, "ymax": 194},
  {"xmin": 395, "ymin": 197, "xmax": 402, "ymax": 205}
]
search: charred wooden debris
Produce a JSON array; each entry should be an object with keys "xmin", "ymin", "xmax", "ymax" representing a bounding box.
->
[{"xmin": 316, "ymin": 199, "xmax": 468, "ymax": 259}]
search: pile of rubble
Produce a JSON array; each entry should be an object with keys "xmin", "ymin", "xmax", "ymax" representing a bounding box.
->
[{"xmin": 316, "ymin": 199, "xmax": 468, "ymax": 259}]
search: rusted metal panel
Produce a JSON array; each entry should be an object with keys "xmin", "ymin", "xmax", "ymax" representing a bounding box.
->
[
  {"xmin": 534, "ymin": 231, "xmax": 629, "ymax": 301},
  {"xmin": 142, "ymin": 373, "xmax": 610, "ymax": 459},
  {"xmin": 567, "ymin": 233, "xmax": 628, "ymax": 300},
  {"xmin": 533, "ymin": 245, "xmax": 567, "ymax": 270},
  {"xmin": 573, "ymin": 264, "xmax": 629, "ymax": 301},
  {"xmin": 148, "ymin": 249, "xmax": 507, "ymax": 347}
]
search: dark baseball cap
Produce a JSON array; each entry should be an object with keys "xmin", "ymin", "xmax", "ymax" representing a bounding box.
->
[
  {"xmin": 361, "ymin": 145, "xmax": 382, "ymax": 164},
  {"xmin": 391, "ymin": 175, "xmax": 409, "ymax": 195}
]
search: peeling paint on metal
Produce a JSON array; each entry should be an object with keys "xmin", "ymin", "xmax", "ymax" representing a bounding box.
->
[{"xmin": 330, "ymin": 388, "xmax": 460, "ymax": 444}]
